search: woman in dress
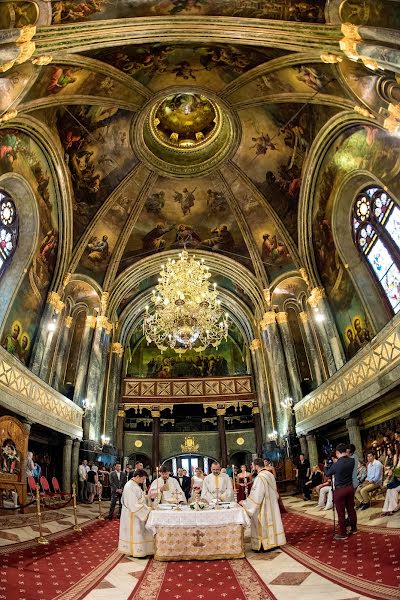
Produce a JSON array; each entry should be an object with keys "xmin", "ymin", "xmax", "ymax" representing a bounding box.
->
[
  {"xmin": 236, "ymin": 464, "xmax": 252, "ymax": 502},
  {"xmin": 191, "ymin": 467, "xmax": 205, "ymax": 498}
]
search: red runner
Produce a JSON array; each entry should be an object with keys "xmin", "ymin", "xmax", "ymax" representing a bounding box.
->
[
  {"xmin": 282, "ymin": 511, "xmax": 400, "ymax": 600},
  {"xmin": 1, "ymin": 519, "xmax": 121, "ymax": 600},
  {"xmin": 129, "ymin": 558, "xmax": 277, "ymax": 600}
]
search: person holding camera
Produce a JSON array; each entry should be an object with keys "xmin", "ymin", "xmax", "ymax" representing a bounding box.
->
[
  {"xmin": 324, "ymin": 443, "xmax": 357, "ymax": 540},
  {"xmin": 107, "ymin": 463, "xmax": 127, "ymax": 520}
]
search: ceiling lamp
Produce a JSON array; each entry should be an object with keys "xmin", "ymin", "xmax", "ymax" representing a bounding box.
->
[{"xmin": 143, "ymin": 250, "xmax": 228, "ymax": 353}]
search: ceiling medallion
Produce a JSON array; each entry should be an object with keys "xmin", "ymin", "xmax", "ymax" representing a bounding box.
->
[
  {"xmin": 143, "ymin": 250, "xmax": 229, "ymax": 354},
  {"xmin": 152, "ymin": 93, "xmax": 220, "ymax": 149}
]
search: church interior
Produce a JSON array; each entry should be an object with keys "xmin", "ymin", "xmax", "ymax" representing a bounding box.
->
[{"xmin": 0, "ymin": 1, "xmax": 400, "ymax": 598}]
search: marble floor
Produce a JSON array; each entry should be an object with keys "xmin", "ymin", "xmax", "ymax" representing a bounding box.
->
[{"xmin": 1, "ymin": 495, "xmax": 398, "ymax": 599}]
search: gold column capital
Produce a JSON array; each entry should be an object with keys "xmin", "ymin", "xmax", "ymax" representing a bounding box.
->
[
  {"xmin": 111, "ymin": 342, "xmax": 124, "ymax": 357},
  {"xmin": 308, "ymin": 287, "xmax": 325, "ymax": 308},
  {"xmin": 17, "ymin": 25, "xmax": 36, "ymax": 43},
  {"xmin": 31, "ymin": 54, "xmax": 52, "ymax": 66},
  {"xmin": 249, "ymin": 338, "xmax": 261, "ymax": 352},
  {"xmin": 252, "ymin": 407, "xmax": 260, "ymax": 415},
  {"xmin": 47, "ymin": 291, "xmax": 65, "ymax": 313},
  {"xmin": 151, "ymin": 410, "xmax": 161, "ymax": 418},
  {"xmin": 320, "ymin": 53, "xmax": 343, "ymax": 64},
  {"xmin": 299, "ymin": 267, "xmax": 310, "ymax": 287},
  {"xmin": 64, "ymin": 316, "xmax": 73, "ymax": 329},
  {"xmin": 0, "ymin": 110, "xmax": 18, "ymax": 124},
  {"xmin": 276, "ymin": 312, "xmax": 288, "ymax": 325},
  {"xmin": 216, "ymin": 408, "xmax": 226, "ymax": 416},
  {"xmin": 299, "ymin": 311, "xmax": 309, "ymax": 323},
  {"xmin": 62, "ymin": 272, "xmax": 72, "ymax": 289},
  {"xmin": 100, "ymin": 291, "xmax": 109, "ymax": 315},
  {"xmin": 339, "ymin": 37, "xmax": 359, "ymax": 60},
  {"xmin": 97, "ymin": 315, "xmax": 113, "ymax": 334},
  {"xmin": 341, "ymin": 23, "xmax": 361, "ymax": 40},
  {"xmin": 117, "ymin": 409, "xmax": 125, "ymax": 418},
  {"xmin": 262, "ymin": 288, "xmax": 271, "ymax": 305},
  {"xmin": 86, "ymin": 315, "xmax": 97, "ymax": 328},
  {"xmin": 260, "ymin": 311, "xmax": 276, "ymax": 330},
  {"xmin": 15, "ymin": 41, "xmax": 36, "ymax": 65}
]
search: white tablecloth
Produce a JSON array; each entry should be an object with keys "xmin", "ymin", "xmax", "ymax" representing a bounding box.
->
[{"xmin": 146, "ymin": 505, "xmax": 250, "ymax": 535}]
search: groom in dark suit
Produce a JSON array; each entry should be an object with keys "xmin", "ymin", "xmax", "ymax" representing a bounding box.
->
[
  {"xmin": 107, "ymin": 463, "xmax": 127, "ymax": 520},
  {"xmin": 175, "ymin": 467, "xmax": 191, "ymax": 500}
]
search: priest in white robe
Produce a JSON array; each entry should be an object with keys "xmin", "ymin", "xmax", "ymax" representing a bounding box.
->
[
  {"xmin": 149, "ymin": 466, "xmax": 186, "ymax": 504},
  {"xmin": 201, "ymin": 462, "xmax": 234, "ymax": 503},
  {"xmin": 118, "ymin": 468, "xmax": 155, "ymax": 557},
  {"xmin": 240, "ymin": 458, "xmax": 286, "ymax": 551}
]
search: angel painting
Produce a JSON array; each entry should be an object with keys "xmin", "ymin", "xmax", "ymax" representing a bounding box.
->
[
  {"xmin": 174, "ymin": 188, "xmax": 196, "ymax": 216},
  {"xmin": 250, "ymin": 133, "xmax": 278, "ymax": 157}
]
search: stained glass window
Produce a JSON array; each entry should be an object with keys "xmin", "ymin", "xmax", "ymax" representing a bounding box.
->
[
  {"xmin": 352, "ymin": 186, "xmax": 400, "ymax": 314},
  {"xmin": 0, "ymin": 190, "xmax": 18, "ymax": 278}
]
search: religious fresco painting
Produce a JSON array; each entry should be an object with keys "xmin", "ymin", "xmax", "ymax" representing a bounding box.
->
[
  {"xmin": 233, "ymin": 103, "xmax": 340, "ymax": 241},
  {"xmin": 312, "ymin": 125, "xmax": 400, "ymax": 349},
  {"xmin": 117, "ymin": 176, "xmax": 252, "ymax": 274},
  {"xmin": 0, "ymin": 129, "xmax": 59, "ymax": 366},
  {"xmin": 64, "ymin": 279, "xmax": 100, "ymax": 309},
  {"xmin": 340, "ymin": 0, "xmax": 400, "ymax": 29},
  {"xmin": 0, "ymin": 62, "xmax": 37, "ymax": 113},
  {"xmin": 55, "ymin": 106, "xmax": 139, "ymax": 242},
  {"xmin": 228, "ymin": 62, "xmax": 344, "ymax": 105},
  {"xmin": 126, "ymin": 334, "xmax": 246, "ymax": 379},
  {"xmin": 52, "ymin": 0, "xmax": 326, "ymax": 24},
  {"xmin": 89, "ymin": 44, "xmax": 284, "ymax": 92}
]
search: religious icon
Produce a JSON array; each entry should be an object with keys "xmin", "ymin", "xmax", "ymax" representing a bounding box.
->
[{"xmin": 1, "ymin": 438, "xmax": 20, "ymax": 475}]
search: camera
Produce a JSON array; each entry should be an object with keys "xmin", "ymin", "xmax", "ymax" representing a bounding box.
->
[{"xmin": 325, "ymin": 457, "xmax": 333, "ymax": 467}]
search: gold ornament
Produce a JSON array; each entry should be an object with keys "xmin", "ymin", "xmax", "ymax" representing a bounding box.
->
[
  {"xmin": 32, "ymin": 55, "xmax": 53, "ymax": 66},
  {"xmin": 64, "ymin": 316, "xmax": 73, "ymax": 329},
  {"xmin": 308, "ymin": 287, "xmax": 325, "ymax": 308},
  {"xmin": 249, "ymin": 338, "xmax": 261, "ymax": 352},
  {"xmin": 111, "ymin": 342, "xmax": 124, "ymax": 357},
  {"xmin": 260, "ymin": 311, "xmax": 276, "ymax": 330},
  {"xmin": 86, "ymin": 315, "xmax": 97, "ymax": 329},
  {"xmin": 0, "ymin": 110, "xmax": 18, "ymax": 124},
  {"xmin": 320, "ymin": 53, "xmax": 343, "ymax": 64},
  {"xmin": 276, "ymin": 312, "xmax": 288, "ymax": 325}
]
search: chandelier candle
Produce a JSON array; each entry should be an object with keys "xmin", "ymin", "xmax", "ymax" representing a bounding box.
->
[{"xmin": 143, "ymin": 250, "xmax": 229, "ymax": 353}]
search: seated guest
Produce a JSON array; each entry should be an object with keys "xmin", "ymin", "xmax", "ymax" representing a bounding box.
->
[
  {"xmin": 317, "ymin": 480, "xmax": 333, "ymax": 510},
  {"xmin": 324, "ymin": 443, "xmax": 357, "ymax": 540},
  {"xmin": 346, "ymin": 444, "xmax": 359, "ymax": 489},
  {"xmin": 383, "ymin": 447, "xmax": 395, "ymax": 487},
  {"xmin": 174, "ymin": 467, "xmax": 191, "ymax": 501},
  {"xmin": 118, "ymin": 468, "xmax": 154, "ymax": 558},
  {"xmin": 357, "ymin": 461, "xmax": 367, "ymax": 486},
  {"xmin": 149, "ymin": 466, "xmax": 186, "ymax": 504},
  {"xmin": 201, "ymin": 462, "xmax": 233, "ymax": 503},
  {"xmin": 303, "ymin": 465, "xmax": 323, "ymax": 500},
  {"xmin": 355, "ymin": 451, "xmax": 383, "ymax": 510},
  {"xmin": 381, "ymin": 464, "xmax": 400, "ymax": 516}
]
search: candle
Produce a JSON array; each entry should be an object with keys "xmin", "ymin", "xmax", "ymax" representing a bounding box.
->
[
  {"xmin": 156, "ymin": 466, "xmax": 159, "ymax": 503},
  {"xmin": 232, "ymin": 464, "xmax": 235, "ymax": 497}
]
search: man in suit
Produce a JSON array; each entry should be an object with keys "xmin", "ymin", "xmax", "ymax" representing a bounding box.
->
[
  {"xmin": 134, "ymin": 461, "xmax": 151, "ymax": 491},
  {"xmin": 107, "ymin": 463, "xmax": 127, "ymax": 520},
  {"xmin": 175, "ymin": 467, "xmax": 191, "ymax": 501}
]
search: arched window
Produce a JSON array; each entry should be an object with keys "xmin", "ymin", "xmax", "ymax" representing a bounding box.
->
[
  {"xmin": 0, "ymin": 189, "xmax": 18, "ymax": 278},
  {"xmin": 352, "ymin": 186, "xmax": 400, "ymax": 314}
]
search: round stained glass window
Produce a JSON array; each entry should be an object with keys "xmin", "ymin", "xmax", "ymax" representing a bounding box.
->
[
  {"xmin": 0, "ymin": 200, "xmax": 15, "ymax": 225},
  {"xmin": 0, "ymin": 189, "xmax": 18, "ymax": 277},
  {"xmin": 0, "ymin": 228, "xmax": 13, "ymax": 255},
  {"xmin": 355, "ymin": 196, "xmax": 370, "ymax": 222}
]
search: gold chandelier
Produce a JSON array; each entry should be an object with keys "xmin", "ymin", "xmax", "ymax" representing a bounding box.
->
[{"xmin": 143, "ymin": 250, "xmax": 229, "ymax": 353}]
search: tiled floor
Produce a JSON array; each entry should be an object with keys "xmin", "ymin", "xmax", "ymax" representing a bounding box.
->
[{"xmin": 2, "ymin": 495, "xmax": 397, "ymax": 599}]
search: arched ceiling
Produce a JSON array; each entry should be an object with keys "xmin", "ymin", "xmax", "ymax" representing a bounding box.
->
[{"xmin": 1, "ymin": 0, "xmax": 398, "ymax": 319}]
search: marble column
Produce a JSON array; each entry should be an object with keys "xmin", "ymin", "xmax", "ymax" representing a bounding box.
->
[
  {"xmin": 21, "ymin": 420, "xmax": 33, "ymax": 486},
  {"xmin": 83, "ymin": 317, "xmax": 111, "ymax": 442},
  {"xmin": 276, "ymin": 312, "xmax": 302, "ymax": 404},
  {"xmin": 346, "ymin": 417, "xmax": 363, "ymax": 459},
  {"xmin": 299, "ymin": 435, "xmax": 309, "ymax": 459},
  {"xmin": 252, "ymin": 406, "xmax": 263, "ymax": 456},
  {"xmin": 306, "ymin": 434, "xmax": 319, "ymax": 467},
  {"xmin": 308, "ymin": 287, "xmax": 345, "ymax": 373},
  {"xmin": 30, "ymin": 292, "xmax": 65, "ymax": 381},
  {"xmin": 116, "ymin": 410, "xmax": 125, "ymax": 459},
  {"xmin": 151, "ymin": 410, "xmax": 160, "ymax": 472},
  {"xmin": 261, "ymin": 311, "xmax": 291, "ymax": 437},
  {"xmin": 217, "ymin": 407, "xmax": 228, "ymax": 467},
  {"xmin": 71, "ymin": 439, "xmax": 80, "ymax": 487},
  {"xmin": 52, "ymin": 315, "xmax": 73, "ymax": 390},
  {"xmin": 250, "ymin": 339, "xmax": 273, "ymax": 440},
  {"xmin": 104, "ymin": 343, "xmax": 124, "ymax": 446},
  {"xmin": 62, "ymin": 437, "xmax": 73, "ymax": 493},
  {"xmin": 73, "ymin": 315, "xmax": 96, "ymax": 406},
  {"xmin": 298, "ymin": 312, "xmax": 324, "ymax": 386}
]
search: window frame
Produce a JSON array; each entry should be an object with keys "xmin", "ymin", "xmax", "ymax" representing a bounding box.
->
[{"xmin": 0, "ymin": 189, "xmax": 19, "ymax": 279}]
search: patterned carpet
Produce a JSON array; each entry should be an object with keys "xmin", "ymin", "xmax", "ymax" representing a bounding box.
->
[
  {"xmin": 128, "ymin": 558, "xmax": 277, "ymax": 600},
  {"xmin": 281, "ymin": 511, "xmax": 400, "ymax": 600},
  {"xmin": 1, "ymin": 519, "xmax": 122, "ymax": 600},
  {"xmin": 0, "ymin": 511, "xmax": 69, "ymax": 530}
]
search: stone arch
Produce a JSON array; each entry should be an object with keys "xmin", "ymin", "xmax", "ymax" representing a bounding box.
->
[{"xmin": 0, "ymin": 173, "xmax": 39, "ymax": 332}]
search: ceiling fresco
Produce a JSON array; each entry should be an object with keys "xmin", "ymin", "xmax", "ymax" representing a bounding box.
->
[
  {"xmin": 87, "ymin": 44, "xmax": 285, "ymax": 93},
  {"xmin": 52, "ymin": 0, "xmax": 327, "ymax": 24}
]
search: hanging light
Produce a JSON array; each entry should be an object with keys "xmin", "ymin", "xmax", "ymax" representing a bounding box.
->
[{"xmin": 143, "ymin": 250, "xmax": 229, "ymax": 353}]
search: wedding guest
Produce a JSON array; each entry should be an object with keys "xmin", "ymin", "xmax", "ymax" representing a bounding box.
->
[
  {"xmin": 357, "ymin": 461, "xmax": 367, "ymax": 485},
  {"xmin": 355, "ymin": 451, "xmax": 383, "ymax": 510},
  {"xmin": 78, "ymin": 459, "xmax": 88, "ymax": 502},
  {"xmin": 295, "ymin": 453, "xmax": 310, "ymax": 495},
  {"xmin": 263, "ymin": 459, "xmax": 276, "ymax": 478},
  {"xmin": 236, "ymin": 464, "xmax": 252, "ymax": 502},
  {"xmin": 381, "ymin": 464, "xmax": 400, "ymax": 516},
  {"xmin": 303, "ymin": 465, "xmax": 323, "ymax": 500},
  {"xmin": 317, "ymin": 480, "xmax": 333, "ymax": 510},
  {"xmin": 191, "ymin": 467, "xmax": 205, "ymax": 495},
  {"xmin": 324, "ymin": 443, "xmax": 357, "ymax": 540},
  {"xmin": 174, "ymin": 467, "xmax": 191, "ymax": 500},
  {"xmin": 107, "ymin": 463, "xmax": 127, "ymax": 520}
]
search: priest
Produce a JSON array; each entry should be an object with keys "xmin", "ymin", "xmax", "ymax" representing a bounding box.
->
[
  {"xmin": 149, "ymin": 466, "xmax": 186, "ymax": 504},
  {"xmin": 240, "ymin": 458, "xmax": 286, "ymax": 551},
  {"xmin": 201, "ymin": 462, "xmax": 234, "ymax": 503},
  {"xmin": 118, "ymin": 468, "xmax": 155, "ymax": 558}
]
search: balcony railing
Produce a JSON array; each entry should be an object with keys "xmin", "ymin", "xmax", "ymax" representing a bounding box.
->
[{"xmin": 294, "ymin": 314, "xmax": 400, "ymax": 434}]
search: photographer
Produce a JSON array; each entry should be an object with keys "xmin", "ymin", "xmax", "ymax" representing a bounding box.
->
[{"xmin": 324, "ymin": 443, "xmax": 357, "ymax": 540}]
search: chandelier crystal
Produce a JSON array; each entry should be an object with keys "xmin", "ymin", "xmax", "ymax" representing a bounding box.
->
[{"xmin": 143, "ymin": 250, "xmax": 229, "ymax": 353}]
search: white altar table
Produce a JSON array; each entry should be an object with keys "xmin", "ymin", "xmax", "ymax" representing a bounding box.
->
[{"xmin": 146, "ymin": 505, "xmax": 250, "ymax": 561}]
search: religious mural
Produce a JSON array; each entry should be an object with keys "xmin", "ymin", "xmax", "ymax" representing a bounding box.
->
[
  {"xmin": 0, "ymin": 129, "xmax": 59, "ymax": 366},
  {"xmin": 89, "ymin": 44, "xmax": 284, "ymax": 92},
  {"xmin": 117, "ymin": 176, "xmax": 253, "ymax": 274},
  {"xmin": 340, "ymin": 0, "xmax": 400, "ymax": 28},
  {"xmin": 312, "ymin": 125, "xmax": 400, "ymax": 353},
  {"xmin": 0, "ymin": 62, "xmax": 37, "ymax": 114},
  {"xmin": 233, "ymin": 103, "xmax": 340, "ymax": 241},
  {"xmin": 52, "ymin": 0, "xmax": 326, "ymax": 24},
  {"xmin": 55, "ymin": 106, "xmax": 139, "ymax": 242},
  {"xmin": 126, "ymin": 331, "xmax": 246, "ymax": 378}
]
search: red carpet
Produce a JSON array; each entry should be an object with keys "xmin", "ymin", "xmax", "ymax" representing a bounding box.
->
[
  {"xmin": 282, "ymin": 511, "xmax": 400, "ymax": 600},
  {"xmin": 1, "ymin": 519, "xmax": 122, "ymax": 600},
  {"xmin": 129, "ymin": 558, "xmax": 277, "ymax": 600}
]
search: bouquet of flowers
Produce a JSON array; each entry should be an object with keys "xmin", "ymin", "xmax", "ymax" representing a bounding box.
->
[{"xmin": 189, "ymin": 499, "xmax": 207, "ymax": 510}]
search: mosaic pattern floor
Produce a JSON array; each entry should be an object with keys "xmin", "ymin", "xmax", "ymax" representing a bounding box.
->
[{"xmin": 1, "ymin": 496, "xmax": 397, "ymax": 599}]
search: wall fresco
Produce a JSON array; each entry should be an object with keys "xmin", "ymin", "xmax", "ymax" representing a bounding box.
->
[{"xmin": 0, "ymin": 129, "xmax": 59, "ymax": 365}]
